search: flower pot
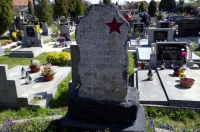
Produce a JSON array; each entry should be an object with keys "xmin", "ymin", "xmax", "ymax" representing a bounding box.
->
[
  {"xmin": 30, "ymin": 67, "xmax": 40, "ymax": 73},
  {"xmin": 44, "ymin": 76, "xmax": 54, "ymax": 81},
  {"xmin": 180, "ymin": 78, "xmax": 195, "ymax": 88},
  {"xmin": 173, "ymin": 71, "xmax": 180, "ymax": 76}
]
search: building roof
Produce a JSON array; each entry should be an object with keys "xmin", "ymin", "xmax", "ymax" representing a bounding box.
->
[{"xmin": 14, "ymin": 0, "xmax": 33, "ymax": 6}]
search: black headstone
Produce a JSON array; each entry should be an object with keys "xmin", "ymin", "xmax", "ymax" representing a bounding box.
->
[
  {"xmin": 26, "ymin": 27, "xmax": 35, "ymax": 37},
  {"xmin": 134, "ymin": 23, "xmax": 143, "ymax": 32},
  {"xmin": 154, "ymin": 31, "xmax": 168, "ymax": 42},
  {"xmin": 161, "ymin": 23, "xmax": 169, "ymax": 28},
  {"xmin": 157, "ymin": 43, "xmax": 186, "ymax": 60}
]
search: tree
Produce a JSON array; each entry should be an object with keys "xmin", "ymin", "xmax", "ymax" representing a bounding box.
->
[
  {"xmin": 34, "ymin": 0, "xmax": 54, "ymax": 26},
  {"xmin": 115, "ymin": 1, "xmax": 118, "ymax": 5},
  {"xmin": 103, "ymin": 0, "xmax": 111, "ymax": 4},
  {"xmin": 148, "ymin": 0, "xmax": 157, "ymax": 17},
  {"xmin": 68, "ymin": 0, "xmax": 76, "ymax": 13},
  {"xmin": 70, "ymin": 0, "xmax": 84, "ymax": 17},
  {"xmin": 54, "ymin": 0, "xmax": 68, "ymax": 16},
  {"xmin": 28, "ymin": 0, "xmax": 34, "ymax": 15},
  {"xmin": 0, "ymin": 0, "xmax": 13, "ymax": 36},
  {"xmin": 138, "ymin": 2, "xmax": 146, "ymax": 12}
]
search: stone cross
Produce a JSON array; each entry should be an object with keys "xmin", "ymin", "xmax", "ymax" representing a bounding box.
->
[{"xmin": 76, "ymin": 4, "xmax": 129, "ymax": 102}]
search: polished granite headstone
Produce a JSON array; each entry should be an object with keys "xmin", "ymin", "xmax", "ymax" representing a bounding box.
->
[{"xmin": 62, "ymin": 4, "xmax": 145, "ymax": 131}]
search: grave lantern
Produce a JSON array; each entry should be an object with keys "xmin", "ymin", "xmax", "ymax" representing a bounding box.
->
[
  {"xmin": 25, "ymin": 72, "xmax": 32, "ymax": 84},
  {"xmin": 21, "ymin": 67, "xmax": 26, "ymax": 79},
  {"xmin": 147, "ymin": 68, "xmax": 153, "ymax": 81},
  {"xmin": 170, "ymin": 59, "xmax": 175, "ymax": 68},
  {"xmin": 160, "ymin": 59, "xmax": 165, "ymax": 70},
  {"xmin": 151, "ymin": 43, "xmax": 156, "ymax": 54}
]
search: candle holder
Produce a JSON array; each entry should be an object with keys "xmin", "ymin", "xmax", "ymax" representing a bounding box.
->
[
  {"xmin": 170, "ymin": 59, "xmax": 175, "ymax": 69},
  {"xmin": 147, "ymin": 68, "xmax": 153, "ymax": 81},
  {"xmin": 160, "ymin": 59, "xmax": 165, "ymax": 70}
]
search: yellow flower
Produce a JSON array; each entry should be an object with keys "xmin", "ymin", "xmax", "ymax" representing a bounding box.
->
[{"xmin": 180, "ymin": 72, "xmax": 186, "ymax": 77}]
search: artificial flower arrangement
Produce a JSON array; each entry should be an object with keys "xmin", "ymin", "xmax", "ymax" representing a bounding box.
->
[
  {"xmin": 12, "ymin": 32, "xmax": 17, "ymax": 39},
  {"xmin": 173, "ymin": 65, "xmax": 180, "ymax": 72},
  {"xmin": 41, "ymin": 64, "xmax": 56, "ymax": 77}
]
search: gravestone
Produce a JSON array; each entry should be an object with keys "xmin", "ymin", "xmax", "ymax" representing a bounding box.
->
[
  {"xmin": 8, "ymin": 25, "xmax": 16, "ymax": 38},
  {"xmin": 148, "ymin": 28, "xmax": 173, "ymax": 46},
  {"xmin": 42, "ymin": 22, "xmax": 49, "ymax": 36},
  {"xmin": 156, "ymin": 21, "xmax": 171, "ymax": 28},
  {"xmin": 30, "ymin": 16, "xmax": 37, "ymax": 22},
  {"xmin": 178, "ymin": 19, "xmax": 200, "ymax": 36},
  {"xmin": 133, "ymin": 22, "xmax": 145, "ymax": 36},
  {"xmin": 149, "ymin": 42, "xmax": 188, "ymax": 68},
  {"xmin": 0, "ymin": 46, "xmax": 4, "ymax": 56},
  {"xmin": 156, "ymin": 42, "xmax": 187, "ymax": 65},
  {"xmin": 10, "ymin": 25, "xmax": 44, "ymax": 58},
  {"xmin": 62, "ymin": 4, "xmax": 145, "ymax": 131},
  {"xmin": 172, "ymin": 16, "xmax": 185, "ymax": 25}
]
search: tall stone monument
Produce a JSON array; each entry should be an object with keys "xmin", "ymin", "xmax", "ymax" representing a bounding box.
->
[{"xmin": 62, "ymin": 4, "xmax": 145, "ymax": 131}]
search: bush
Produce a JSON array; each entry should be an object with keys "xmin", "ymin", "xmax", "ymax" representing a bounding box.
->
[{"xmin": 46, "ymin": 51, "xmax": 71, "ymax": 66}]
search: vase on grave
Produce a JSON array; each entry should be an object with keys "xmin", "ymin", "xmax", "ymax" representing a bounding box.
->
[
  {"xmin": 44, "ymin": 76, "xmax": 54, "ymax": 81},
  {"xmin": 173, "ymin": 70, "xmax": 180, "ymax": 76},
  {"xmin": 180, "ymin": 78, "xmax": 195, "ymax": 88}
]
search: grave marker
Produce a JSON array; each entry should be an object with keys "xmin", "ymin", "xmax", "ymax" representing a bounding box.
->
[
  {"xmin": 178, "ymin": 19, "xmax": 200, "ymax": 36},
  {"xmin": 154, "ymin": 31, "xmax": 168, "ymax": 42},
  {"xmin": 63, "ymin": 4, "xmax": 145, "ymax": 131},
  {"xmin": 133, "ymin": 22, "xmax": 145, "ymax": 36}
]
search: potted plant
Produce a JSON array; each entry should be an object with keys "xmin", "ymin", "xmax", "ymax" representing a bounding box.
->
[
  {"xmin": 29, "ymin": 59, "xmax": 41, "ymax": 73},
  {"xmin": 41, "ymin": 64, "xmax": 56, "ymax": 81},
  {"xmin": 173, "ymin": 65, "xmax": 180, "ymax": 76}
]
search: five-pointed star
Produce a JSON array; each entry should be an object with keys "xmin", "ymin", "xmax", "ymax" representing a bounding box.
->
[{"xmin": 106, "ymin": 17, "xmax": 123, "ymax": 34}]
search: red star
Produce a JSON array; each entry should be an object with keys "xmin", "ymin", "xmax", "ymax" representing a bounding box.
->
[{"xmin": 106, "ymin": 17, "xmax": 123, "ymax": 34}]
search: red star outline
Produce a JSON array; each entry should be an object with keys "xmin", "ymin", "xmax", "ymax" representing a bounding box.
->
[{"xmin": 106, "ymin": 17, "xmax": 123, "ymax": 34}]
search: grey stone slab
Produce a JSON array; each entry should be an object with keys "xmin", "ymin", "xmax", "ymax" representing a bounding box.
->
[
  {"xmin": 157, "ymin": 68, "xmax": 200, "ymax": 107},
  {"xmin": 174, "ymin": 38, "xmax": 192, "ymax": 44},
  {"xmin": 137, "ymin": 47, "xmax": 151, "ymax": 61},
  {"xmin": 137, "ymin": 69, "xmax": 168, "ymax": 105},
  {"xmin": 10, "ymin": 47, "xmax": 44, "ymax": 58},
  {"xmin": 148, "ymin": 28, "xmax": 174, "ymax": 46},
  {"xmin": 77, "ymin": 4, "xmax": 129, "ymax": 102},
  {"xmin": 0, "ymin": 47, "xmax": 4, "ymax": 56}
]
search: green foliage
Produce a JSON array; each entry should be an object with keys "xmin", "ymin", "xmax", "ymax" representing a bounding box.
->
[
  {"xmin": 189, "ymin": 41, "xmax": 198, "ymax": 52},
  {"xmin": 148, "ymin": 0, "xmax": 157, "ymax": 17},
  {"xmin": 138, "ymin": 2, "xmax": 146, "ymax": 12},
  {"xmin": 46, "ymin": 51, "xmax": 71, "ymax": 66},
  {"xmin": 68, "ymin": 0, "xmax": 76, "ymax": 13},
  {"xmin": 159, "ymin": 0, "xmax": 166, "ymax": 11},
  {"xmin": 34, "ymin": 0, "xmax": 54, "ymax": 26},
  {"xmin": 70, "ymin": 0, "xmax": 84, "ymax": 17},
  {"xmin": 103, "ymin": 0, "xmax": 111, "ymax": 4},
  {"xmin": 0, "ymin": 0, "xmax": 14, "ymax": 36},
  {"xmin": 28, "ymin": 0, "xmax": 34, "ymax": 15},
  {"xmin": 54, "ymin": 0, "xmax": 68, "ymax": 16}
]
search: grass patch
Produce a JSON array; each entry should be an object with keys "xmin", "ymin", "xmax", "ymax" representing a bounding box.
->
[
  {"xmin": 49, "ymin": 25, "xmax": 58, "ymax": 31},
  {"xmin": 70, "ymin": 33, "xmax": 75, "ymax": 41},
  {"xmin": 0, "ymin": 52, "xmax": 49, "ymax": 69}
]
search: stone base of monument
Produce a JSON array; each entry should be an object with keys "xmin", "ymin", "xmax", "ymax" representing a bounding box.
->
[
  {"xmin": 62, "ymin": 87, "xmax": 146, "ymax": 131},
  {"xmin": 10, "ymin": 47, "xmax": 44, "ymax": 58}
]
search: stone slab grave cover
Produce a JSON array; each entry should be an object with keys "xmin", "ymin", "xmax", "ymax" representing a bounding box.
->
[
  {"xmin": 178, "ymin": 19, "xmax": 200, "ymax": 36},
  {"xmin": 62, "ymin": 4, "xmax": 145, "ymax": 131},
  {"xmin": 148, "ymin": 28, "xmax": 173, "ymax": 46}
]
